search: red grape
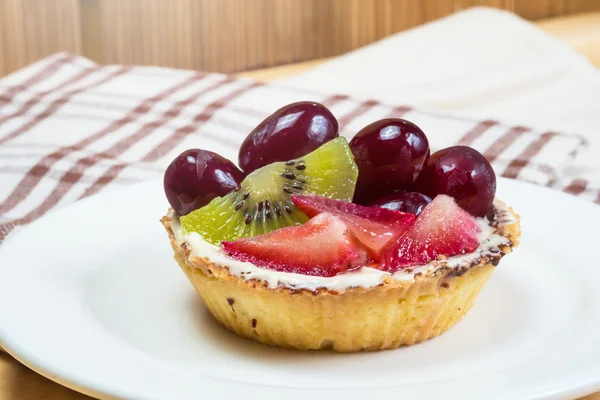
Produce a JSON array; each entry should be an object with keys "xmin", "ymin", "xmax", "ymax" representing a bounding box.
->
[
  {"xmin": 349, "ymin": 119, "xmax": 429, "ymax": 204},
  {"xmin": 239, "ymin": 102, "xmax": 338, "ymax": 173},
  {"xmin": 416, "ymin": 146, "xmax": 496, "ymax": 218},
  {"xmin": 369, "ymin": 191, "xmax": 432, "ymax": 216},
  {"xmin": 164, "ymin": 149, "xmax": 244, "ymax": 216}
]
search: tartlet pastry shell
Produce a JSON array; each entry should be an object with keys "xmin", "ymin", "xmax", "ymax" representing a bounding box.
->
[{"xmin": 161, "ymin": 201, "xmax": 520, "ymax": 352}]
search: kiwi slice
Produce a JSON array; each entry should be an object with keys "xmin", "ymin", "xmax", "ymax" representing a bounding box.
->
[{"xmin": 180, "ymin": 137, "xmax": 358, "ymax": 245}]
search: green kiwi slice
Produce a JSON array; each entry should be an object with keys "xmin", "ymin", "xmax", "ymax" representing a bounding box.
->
[{"xmin": 180, "ymin": 137, "xmax": 358, "ymax": 245}]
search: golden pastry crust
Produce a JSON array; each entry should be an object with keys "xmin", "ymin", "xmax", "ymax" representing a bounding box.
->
[{"xmin": 161, "ymin": 200, "xmax": 520, "ymax": 352}]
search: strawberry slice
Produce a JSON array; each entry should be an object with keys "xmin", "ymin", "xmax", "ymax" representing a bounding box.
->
[
  {"xmin": 222, "ymin": 213, "xmax": 367, "ymax": 277},
  {"xmin": 382, "ymin": 195, "xmax": 481, "ymax": 271},
  {"xmin": 292, "ymin": 195, "xmax": 415, "ymax": 257}
]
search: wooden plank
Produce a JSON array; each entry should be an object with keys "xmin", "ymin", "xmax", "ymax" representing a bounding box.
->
[
  {"xmin": 0, "ymin": 1, "xmax": 5, "ymax": 76},
  {"xmin": 0, "ymin": 0, "xmax": 80, "ymax": 75},
  {"xmin": 79, "ymin": 0, "xmax": 103, "ymax": 63},
  {"xmin": 0, "ymin": 0, "xmax": 27, "ymax": 75},
  {"xmin": 537, "ymin": 11, "xmax": 600, "ymax": 66},
  {"xmin": 2, "ymin": 0, "xmax": 600, "ymax": 75}
]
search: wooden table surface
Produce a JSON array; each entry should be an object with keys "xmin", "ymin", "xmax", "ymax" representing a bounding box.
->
[{"xmin": 2, "ymin": 11, "xmax": 600, "ymax": 400}]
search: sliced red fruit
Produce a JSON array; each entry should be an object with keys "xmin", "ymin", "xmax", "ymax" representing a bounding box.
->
[
  {"xmin": 382, "ymin": 195, "xmax": 481, "ymax": 271},
  {"xmin": 221, "ymin": 213, "xmax": 367, "ymax": 277},
  {"xmin": 292, "ymin": 195, "xmax": 415, "ymax": 257}
]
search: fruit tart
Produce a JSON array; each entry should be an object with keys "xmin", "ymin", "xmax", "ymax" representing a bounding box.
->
[{"xmin": 161, "ymin": 102, "xmax": 520, "ymax": 352}]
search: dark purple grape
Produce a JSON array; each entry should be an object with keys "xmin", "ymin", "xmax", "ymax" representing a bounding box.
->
[
  {"xmin": 349, "ymin": 119, "xmax": 429, "ymax": 205},
  {"xmin": 239, "ymin": 102, "xmax": 338, "ymax": 173},
  {"xmin": 416, "ymin": 146, "xmax": 496, "ymax": 218},
  {"xmin": 369, "ymin": 192, "xmax": 432, "ymax": 216},
  {"xmin": 164, "ymin": 149, "xmax": 244, "ymax": 216}
]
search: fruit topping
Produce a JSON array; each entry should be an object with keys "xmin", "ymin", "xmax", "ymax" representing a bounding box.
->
[
  {"xmin": 369, "ymin": 192, "xmax": 432, "ymax": 216},
  {"xmin": 164, "ymin": 149, "xmax": 244, "ymax": 216},
  {"xmin": 416, "ymin": 146, "xmax": 496, "ymax": 218},
  {"xmin": 164, "ymin": 101, "xmax": 502, "ymax": 277},
  {"xmin": 239, "ymin": 101, "xmax": 339, "ymax": 174},
  {"xmin": 181, "ymin": 137, "xmax": 358, "ymax": 245},
  {"xmin": 222, "ymin": 213, "xmax": 367, "ymax": 277},
  {"xmin": 292, "ymin": 195, "xmax": 414, "ymax": 257},
  {"xmin": 382, "ymin": 195, "xmax": 481, "ymax": 271},
  {"xmin": 349, "ymin": 118, "xmax": 430, "ymax": 204}
]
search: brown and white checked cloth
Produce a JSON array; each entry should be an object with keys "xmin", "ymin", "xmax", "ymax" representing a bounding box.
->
[{"xmin": 0, "ymin": 53, "xmax": 595, "ymax": 243}]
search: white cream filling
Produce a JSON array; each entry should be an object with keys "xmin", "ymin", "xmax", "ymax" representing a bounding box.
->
[{"xmin": 172, "ymin": 200, "xmax": 516, "ymax": 292}]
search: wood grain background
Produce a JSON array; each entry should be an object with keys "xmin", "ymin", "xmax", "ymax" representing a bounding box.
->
[{"xmin": 1, "ymin": 0, "xmax": 600, "ymax": 77}]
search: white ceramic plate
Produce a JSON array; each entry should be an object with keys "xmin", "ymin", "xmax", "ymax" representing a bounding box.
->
[{"xmin": 0, "ymin": 178, "xmax": 599, "ymax": 400}]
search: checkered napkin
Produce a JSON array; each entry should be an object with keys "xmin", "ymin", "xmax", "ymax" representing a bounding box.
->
[{"xmin": 0, "ymin": 53, "xmax": 594, "ymax": 243}]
